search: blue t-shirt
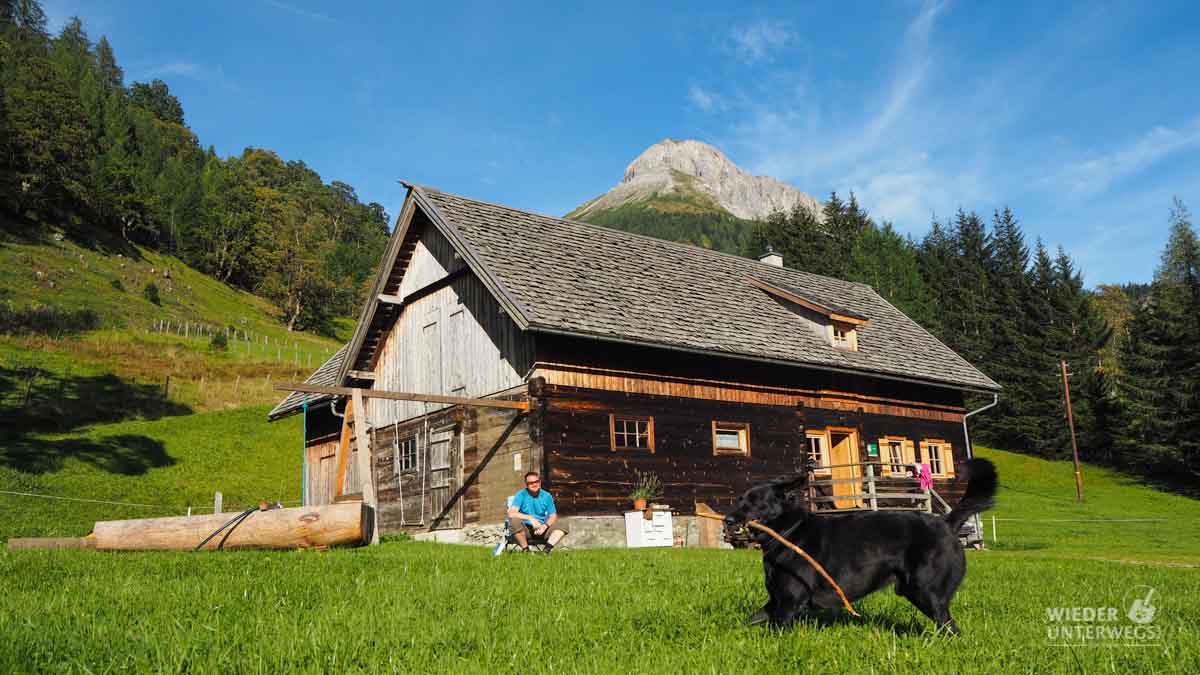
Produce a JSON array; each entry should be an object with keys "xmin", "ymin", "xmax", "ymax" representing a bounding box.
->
[{"xmin": 512, "ymin": 488, "xmax": 556, "ymax": 526}]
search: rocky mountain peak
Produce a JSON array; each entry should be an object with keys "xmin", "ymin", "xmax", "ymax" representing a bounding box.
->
[{"xmin": 570, "ymin": 138, "xmax": 819, "ymax": 221}]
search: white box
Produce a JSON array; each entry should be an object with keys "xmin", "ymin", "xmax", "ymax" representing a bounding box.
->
[{"xmin": 625, "ymin": 510, "xmax": 673, "ymax": 548}]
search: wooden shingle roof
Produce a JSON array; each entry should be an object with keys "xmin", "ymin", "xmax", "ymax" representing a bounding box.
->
[
  {"xmin": 267, "ymin": 343, "xmax": 348, "ymax": 421},
  {"xmin": 409, "ymin": 185, "xmax": 999, "ymax": 393}
]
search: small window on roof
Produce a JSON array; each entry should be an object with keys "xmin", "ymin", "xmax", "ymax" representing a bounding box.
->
[{"xmin": 829, "ymin": 321, "xmax": 858, "ymax": 351}]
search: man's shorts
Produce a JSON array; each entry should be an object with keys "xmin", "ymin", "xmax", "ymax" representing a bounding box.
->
[{"xmin": 514, "ymin": 520, "xmax": 569, "ymax": 540}]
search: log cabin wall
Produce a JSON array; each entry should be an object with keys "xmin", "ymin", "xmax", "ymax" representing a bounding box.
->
[
  {"xmin": 532, "ymin": 334, "xmax": 967, "ymax": 422},
  {"xmin": 533, "ymin": 336, "xmax": 976, "ymax": 515},
  {"xmin": 367, "ymin": 220, "xmax": 533, "ymax": 426},
  {"xmin": 542, "ymin": 384, "xmax": 803, "ymax": 514},
  {"xmin": 369, "ymin": 401, "xmax": 538, "ymax": 534},
  {"xmin": 303, "ymin": 404, "xmax": 342, "ymax": 506}
]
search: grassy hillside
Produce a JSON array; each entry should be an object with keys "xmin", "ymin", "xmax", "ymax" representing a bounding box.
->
[
  {"xmin": 0, "ymin": 236, "xmax": 351, "ymax": 347},
  {"xmin": 0, "ymin": 405, "xmax": 301, "ymax": 540},
  {"xmin": 978, "ymin": 446, "xmax": 1200, "ymax": 563}
]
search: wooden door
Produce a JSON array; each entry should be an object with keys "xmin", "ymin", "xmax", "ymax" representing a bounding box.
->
[
  {"xmin": 829, "ymin": 430, "xmax": 861, "ymax": 509},
  {"xmin": 428, "ymin": 426, "xmax": 461, "ymax": 529}
]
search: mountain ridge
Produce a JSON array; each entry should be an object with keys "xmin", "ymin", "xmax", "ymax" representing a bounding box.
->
[{"xmin": 567, "ymin": 138, "xmax": 819, "ymax": 221}]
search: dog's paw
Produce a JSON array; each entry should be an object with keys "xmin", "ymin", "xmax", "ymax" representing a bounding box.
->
[{"xmin": 744, "ymin": 608, "xmax": 771, "ymax": 627}]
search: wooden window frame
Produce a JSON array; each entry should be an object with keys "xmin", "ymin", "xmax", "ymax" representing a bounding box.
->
[
  {"xmin": 805, "ymin": 430, "xmax": 832, "ymax": 474},
  {"xmin": 920, "ymin": 439, "xmax": 955, "ymax": 477},
  {"xmin": 610, "ymin": 414, "xmax": 655, "ymax": 453},
  {"xmin": 828, "ymin": 321, "xmax": 859, "ymax": 351},
  {"xmin": 712, "ymin": 421, "xmax": 751, "ymax": 457},
  {"xmin": 396, "ymin": 435, "xmax": 419, "ymax": 474},
  {"xmin": 878, "ymin": 436, "xmax": 915, "ymax": 477}
]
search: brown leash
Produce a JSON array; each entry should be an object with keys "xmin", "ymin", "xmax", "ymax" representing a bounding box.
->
[{"xmin": 695, "ymin": 511, "xmax": 862, "ymax": 618}]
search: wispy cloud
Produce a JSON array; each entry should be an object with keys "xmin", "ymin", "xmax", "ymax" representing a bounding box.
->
[
  {"xmin": 687, "ymin": 84, "xmax": 722, "ymax": 113},
  {"xmin": 1046, "ymin": 116, "xmax": 1200, "ymax": 196},
  {"xmin": 262, "ymin": 0, "xmax": 336, "ymax": 23},
  {"xmin": 143, "ymin": 62, "xmax": 205, "ymax": 79},
  {"xmin": 728, "ymin": 20, "xmax": 793, "ymax": 63}
]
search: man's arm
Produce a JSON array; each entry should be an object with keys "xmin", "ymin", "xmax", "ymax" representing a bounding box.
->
[{"xmin": 507, "ymin": 501, "xmax": 543, "ymax": 528}]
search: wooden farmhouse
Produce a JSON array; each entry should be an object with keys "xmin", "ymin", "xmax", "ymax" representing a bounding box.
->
[{"xmin": 268, "ymin": 183, "xmax": 1000, "ymax": 546}]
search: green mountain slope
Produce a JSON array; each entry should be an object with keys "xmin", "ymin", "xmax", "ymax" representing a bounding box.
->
[{"xmin": 568, "ymin": 177, "xmax": 760, "ymax": 255}]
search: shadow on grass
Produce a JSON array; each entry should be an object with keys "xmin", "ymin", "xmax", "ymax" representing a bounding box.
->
[
  {"xmin": 0, "ymin": 433, "xmax": 174, "ymax": 475},
  {"xmin": 0, "ymin": 366, "xmax": 187, "ymax": 474}
]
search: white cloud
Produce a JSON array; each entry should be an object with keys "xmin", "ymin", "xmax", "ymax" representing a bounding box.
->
[
  {"xmin": 1046, "ymin": 116, "xmax": 1200, "ymax": 196},
  {"xmin": 143, "ymin": 62, "xmax": 205, "ymax": 79},
  {"xmin": 728, "ymin": 20, "xmax": 793, "ymax": 63},
  {"xmin": 261, "ymin": 0, "xmax": 336, "ymax": 23},
  {"xmin": 688, "ymin": 84, "xmax": 721, "ymax": 112}
]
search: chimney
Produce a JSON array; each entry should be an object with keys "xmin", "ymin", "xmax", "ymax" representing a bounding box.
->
[{"xmin": 757, "ymin": 245, "xmax": 783, "ymax": 267}]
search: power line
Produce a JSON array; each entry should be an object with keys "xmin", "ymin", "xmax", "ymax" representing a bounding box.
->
[{"xmin": 0, "ymin": 490, "xmax": 160, "ymax": 509}]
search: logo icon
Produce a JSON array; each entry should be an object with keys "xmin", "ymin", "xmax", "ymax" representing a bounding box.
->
[{"xmin": 1124, "ymin": 585, "xmax": 1157, "ymax": 625}]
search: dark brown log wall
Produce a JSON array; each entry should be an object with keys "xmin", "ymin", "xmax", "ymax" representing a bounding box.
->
[{"xmin": 542, "ymin": 385, "xmax": 974, "ymax": 516}]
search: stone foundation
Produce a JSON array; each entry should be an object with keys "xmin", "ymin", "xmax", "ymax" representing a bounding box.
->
[{"xmin": 418, "ymin": 513, "xmax": 731, "ymax": 550}]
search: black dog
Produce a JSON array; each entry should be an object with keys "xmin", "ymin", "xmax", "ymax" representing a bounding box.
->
[{"xmin": 724, "ymin": 458, "xmax": 998, "ymax": 635}]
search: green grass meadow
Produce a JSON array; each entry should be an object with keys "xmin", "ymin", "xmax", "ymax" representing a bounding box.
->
[{"xmin": 2, "ymin": 429, "xmax": 1198, "ymax": 672}]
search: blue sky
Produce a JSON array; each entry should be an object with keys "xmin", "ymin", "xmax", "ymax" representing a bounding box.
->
[{"xmin": 43, "ymin": 1, "xmax": 1200, "ymax": 285}]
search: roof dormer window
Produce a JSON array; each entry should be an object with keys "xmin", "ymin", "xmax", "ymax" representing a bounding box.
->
[
  {"xmin": 745, "ymin": 276, "xmax": 867, "ymax": 352},
  {"xmin": 830, "ymin": 322, "xmax": 858, "ymax": 351}
]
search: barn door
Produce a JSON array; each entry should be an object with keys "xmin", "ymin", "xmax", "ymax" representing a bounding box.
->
[{"xmin": 428, "ymin": 426, "xmax": 462, "ymax": 529}]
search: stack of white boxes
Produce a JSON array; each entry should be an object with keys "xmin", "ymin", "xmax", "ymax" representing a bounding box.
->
[{"xmin": 624, "ymin": 510, "xmax": 673, "ymax": 548}]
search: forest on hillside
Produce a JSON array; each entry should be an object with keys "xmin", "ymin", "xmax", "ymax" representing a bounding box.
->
[
  {"xmin": 0, "ymin": 1, "xmax": 388, "ymax": 334},
  {"xmin": 751, "ymin": 193, "xmax": 1200, "ymax": 488}
]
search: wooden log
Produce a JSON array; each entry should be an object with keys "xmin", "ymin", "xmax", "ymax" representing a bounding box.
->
[
  {"xmin": 8, "ymin": 537, "xmax": 96, "ymax": 551},
  {"xmin": 275, "ymin": 382, "xmax": 530, "ymax": 411},
  {"xmin": 90, "ymin": 503, "xmax": 368, "ymax": 551}
]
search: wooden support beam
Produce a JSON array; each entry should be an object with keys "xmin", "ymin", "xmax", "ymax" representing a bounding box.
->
[
  {"xmin": 377, "ymin": 293, "xmax": 404, "ymax": 305},
  {"xmin": 333, "ymin": 399, "xmax": 354, "ymax": 499},
  {"xmin": 275, "ymin": 383, "xmax": 530, "ymax": 411},
  {"xmin": 346, "ymin": 370, "xmax": 376, "ymax": 380},
  {"xmin": 351, "ymin": 388, "xmax": 379, "ymax": 546}
]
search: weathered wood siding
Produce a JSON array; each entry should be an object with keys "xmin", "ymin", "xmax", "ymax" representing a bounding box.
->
[
  {"xmin": 368, "ymin": 222, "xmax": 533, "ymax": 425},
  {"xmin": 533, "ymin": 334, "xmax": 967, "ymax": 422},
  {"xmin": 541, "ymin": 384, "xmax": 972, "ymax": 516},
  {"xmin": 302, "ymin": 405, "xmax": 342, "ymax": 506},
  {"xmin": 371, "ymin": 401, "xmax": 539, "ymax": 533}
]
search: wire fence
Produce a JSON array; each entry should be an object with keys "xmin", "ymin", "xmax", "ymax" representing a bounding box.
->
[
  {"xmin": 1, "ymin": 489, "xmax": 302, "ymax": 519},
  {"xmin": 148, "ymin": 319, "xmax": 336, "ymax": 369}
]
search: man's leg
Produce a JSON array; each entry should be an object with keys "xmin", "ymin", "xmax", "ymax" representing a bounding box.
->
[
  {"xmin": 545, "ymin": 522, "xmax": 568, "ymax": 549},
  {"xmin": 512, "ymin": 525, "xmax": 530, "ymax": 551}
]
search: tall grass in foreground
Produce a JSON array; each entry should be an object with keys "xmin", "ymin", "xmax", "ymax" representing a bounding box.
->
[{"xmin": 0, "ymin": 544, "xmax": 1196, "ymax": 673}]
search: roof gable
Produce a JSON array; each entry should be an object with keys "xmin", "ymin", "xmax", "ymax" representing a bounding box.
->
[{"xmin": 338, "ymin": 184, "xmax": 999, "ymax": 393}]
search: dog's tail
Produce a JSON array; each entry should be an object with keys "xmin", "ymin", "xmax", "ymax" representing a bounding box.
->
[{"xmin": 943, "ymin": 458, "xmax": 998, "ymax": 534}]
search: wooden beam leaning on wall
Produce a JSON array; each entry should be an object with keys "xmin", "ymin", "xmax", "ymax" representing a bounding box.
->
[
  {"xmin": 274, "ymin": 383, "xmax": 531, "ymax": 411},
  {"xmin": 351, "ymin": 388, "xmax": 379, "ymax": 545}
]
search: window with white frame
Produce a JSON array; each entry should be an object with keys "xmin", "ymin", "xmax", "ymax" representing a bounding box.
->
[
  {"xmin": 829, "ymin": 321, "xmax": 858, "ymax": 351},
  {"xmin": 879, "ymin": 436, "xmax": 915, "ymax": 476},
  {"xmin": 921, "ymin": 440, "xmax": 954, "ymax": 477},
  {"xmin": 805, "ymin": 431, "xmax": 830, "ymax": 473}
]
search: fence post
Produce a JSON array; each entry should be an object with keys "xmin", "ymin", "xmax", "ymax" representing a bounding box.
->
[
  {"xmin": 866, "ymin": 464, "xmax": 877, "ymax": 511},
  {"xmin": 992, "ymin": 515, "xmax": 997, "ymax": 544},
  {"xmin": 214, "ymin": 491, "xmax": 223, "ymax": 515}
]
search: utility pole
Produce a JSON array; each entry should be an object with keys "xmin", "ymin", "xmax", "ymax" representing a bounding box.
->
[{"xmin": 1060, "ymin": 360, "xmax": 1083, "ymax": 502}]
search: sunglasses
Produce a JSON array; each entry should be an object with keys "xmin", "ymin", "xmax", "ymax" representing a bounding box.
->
[{"xmin": 526, "ymin": 480, "xmax": 540, "ymax": 486}]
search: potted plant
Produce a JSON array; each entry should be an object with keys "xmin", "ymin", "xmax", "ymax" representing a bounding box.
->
[{"xmin": 628, "ymin": 469, "xmax": 663, "ymax": 510}]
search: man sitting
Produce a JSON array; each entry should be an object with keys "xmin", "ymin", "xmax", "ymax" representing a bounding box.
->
[{"xmin": 508, "ymin": 471, "xmax": 568, "ymax": 553}]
